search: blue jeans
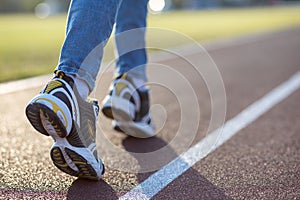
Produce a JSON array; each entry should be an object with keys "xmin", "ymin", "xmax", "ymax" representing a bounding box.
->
[{"xmin": 56, "ymin": 0, "xmax": 149, "ymax": 91}]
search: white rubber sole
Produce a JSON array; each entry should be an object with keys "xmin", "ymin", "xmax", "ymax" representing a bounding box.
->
[
  {"xmin": 28, "ymin": 93, "xmax": 73, "ymax": 135},
  {"xmin": 112, "ymin": 120, "xmax": 156, "ymax": 138},
  {"xmin": 102, "ymin": 96, "xmax": 136, "ymax": 121}
]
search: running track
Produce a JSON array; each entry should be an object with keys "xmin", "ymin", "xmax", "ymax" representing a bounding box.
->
[{"xmin": 0, "ymin": 27, "xmax": 299, "ymax": 199}]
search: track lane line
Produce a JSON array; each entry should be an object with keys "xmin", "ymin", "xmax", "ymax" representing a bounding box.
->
[{"xmin": 119, "ymin": 70, "xmax": 300, "ymax": 200}]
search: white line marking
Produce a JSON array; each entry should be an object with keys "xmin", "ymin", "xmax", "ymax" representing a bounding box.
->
[{"xmin": 119, "ymin": 70, "xmax": 300, "ymax": 200}]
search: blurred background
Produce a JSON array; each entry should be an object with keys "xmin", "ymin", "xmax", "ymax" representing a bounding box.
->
[
  {"xmin": 0, "ymin": 0, "xmax": 300, "ymax": 83},
  {"xmin": 1, "ymin": 0, "xmax": 300, "ymax": 13}
]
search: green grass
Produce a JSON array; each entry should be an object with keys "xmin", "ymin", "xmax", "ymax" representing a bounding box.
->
[
  {"xmin": 0, "ymin": 15, "xmax": 65, "ymax": 82},
  {"xmin": 1, "ymin": 6, "xmax": 300, "ymax": 83}
]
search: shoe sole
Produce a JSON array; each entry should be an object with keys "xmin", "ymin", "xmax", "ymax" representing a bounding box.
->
[
  {"xmin": 112, "ymin": 120, "xmax": 155, "ymax": 138},
  {"xmin": 26, "ymin": 102, "xmax": 104, "ymax": 180},
  {"xmin": 102, "ymin": 96, "xmax": 156, "ymax": 138},
  {"xmin": 102, "ymin": 106, "xmax": 132, "ymax": 121},
  {"xmin": 26, "ymin": 103, "xmax": 67, "ymax": 137},
  {"xmin": 102, "ymin": 96, "xmax": 135, "ymax": 122},
  {"xmin": 51, "ymin": 146, "xmax": 104, "ymax": 180}
]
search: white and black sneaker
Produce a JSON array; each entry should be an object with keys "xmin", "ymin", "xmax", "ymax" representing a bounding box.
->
[
  {"xmin": 25, "ymin": 70, "xmax": 104, "ymax": 180},
  {"xmin": 101, "ymin": 73, "xmax": 155, "ymax": 138}
]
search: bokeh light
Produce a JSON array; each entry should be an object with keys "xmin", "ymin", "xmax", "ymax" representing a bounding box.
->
[
  {"xmin": 149, "ymin": 0, "xmax": 166, "ymax": 13},
  {"xmin": 35, "ymin": 3, "xmax": 51, "ymax": 19}
]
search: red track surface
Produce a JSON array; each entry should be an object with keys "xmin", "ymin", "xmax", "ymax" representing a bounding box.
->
[{"xmin": 0, "ymin": 27, "xmax": 299, "ymax": 199}]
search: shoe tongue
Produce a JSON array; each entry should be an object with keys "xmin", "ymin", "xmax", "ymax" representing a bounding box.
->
[
  {"xmin": 117, "ymin": 73, "xmax": 146, "ymax": 91},
  {"xmin": 63, "ymin": 76, "xmax": 74, "ymax": 86},
  {"xmin": 116, "ymin": 73, "xmax": 127, "ymax": 80},
  {"xmin": 54, "ymin": 70, "xmax": 74, "ymax": 86}
]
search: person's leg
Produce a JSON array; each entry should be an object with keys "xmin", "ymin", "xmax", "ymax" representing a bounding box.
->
[
  {"xmin": 26, "ymin": 0, "xmax": 123, "ymax": 180},
  {"xmin": 57, "ymin": 0, "xmax": 122, "ymax": 93},
  {"xmin": 102, "ymin": 0, "xmax": 155, "ymax": 138},
  {"xmin": 114, "ymin": 0, "xmax": 149, "ymax": 83}
]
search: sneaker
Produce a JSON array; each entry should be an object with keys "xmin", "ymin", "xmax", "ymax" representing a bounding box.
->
[
  {"xmin": 101, "ymin": 73, "xmax": 155, "ymax": 138},
  {"xmin": 25, "ymin": 70, "xmax": 105, "ymax": 180}
]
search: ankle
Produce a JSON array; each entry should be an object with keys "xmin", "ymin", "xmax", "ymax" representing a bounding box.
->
[
  {"xmin": 127, "ymin": 74, "xmax": 147, "ymax": 91},
  {"xmin": 71, "ymin": 76, "xmax": 89, "ymax": 100}
]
